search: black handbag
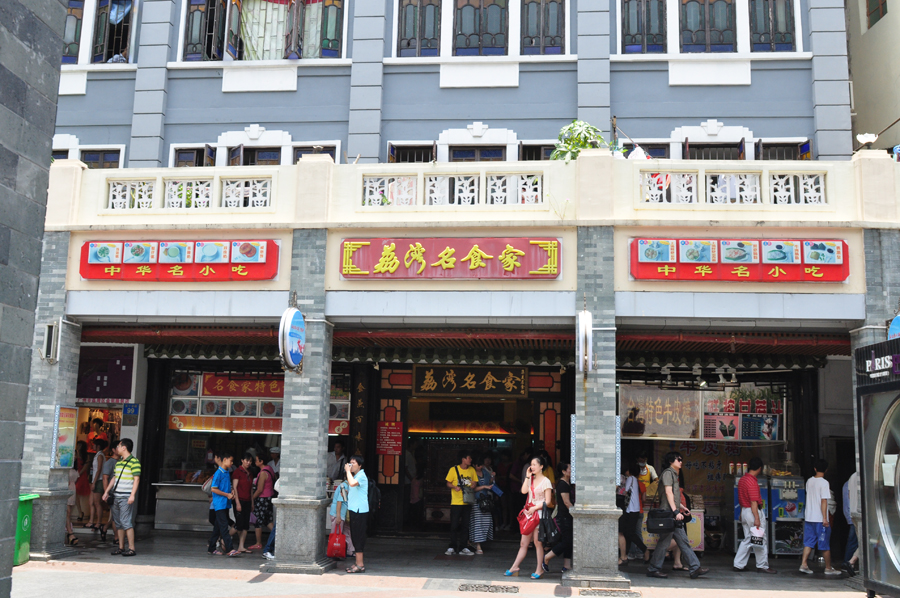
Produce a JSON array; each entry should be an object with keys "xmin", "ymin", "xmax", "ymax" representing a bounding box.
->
[
  {"xmin": 477, "ymin": 492, "xmax": 494, "ymax": 513},
  {"xmin": 538, "ymin": 507, "xmax": 560, "ymax": 545},
  {"xmin": 646, "ymin": 508, "xmax": 676, "ymax": 534},
  {"xmin": 615, "ymin": 487, "xmax": 631, "ymax": 511}
]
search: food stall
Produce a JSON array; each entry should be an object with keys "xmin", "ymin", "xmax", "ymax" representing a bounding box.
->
[
  {"xmin": 153, "ymin": 369, "xmax": 283, "ymax": 531},
  {"xmin": 855, "ymin": 338, "xmax": 900, "ymax": 598}
]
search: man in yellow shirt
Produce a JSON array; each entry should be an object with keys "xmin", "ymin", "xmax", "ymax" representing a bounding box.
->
[{"xmin": 445, "ymin": 450, "xmax": 479, "ymax": 556}]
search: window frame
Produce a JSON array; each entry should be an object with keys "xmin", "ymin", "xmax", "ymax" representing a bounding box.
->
[
  {"xmin": 680, "ymin": 0, "xmax": 737, "ymax": 53},
  {"xmin": 175, "ymin": 0, "xmax": 348, "ymax": 62},
  {"xmin": 397, "ymin": 0, "xmax": 442, "ymax": 56},
  {"xmin": 449, "ymin": 146, "xmax": 507, "ymax": 161},
  {"xmin": 520, "ymin": 0, "xmax": 565, "ymax": 55},
  {"xmin": 60, "ymin": 0, "xmax": 140, "ymax": 65},
  {"xmin": 867, "ymin": 0, "xmax": 887, "ymax": 27},
  {"xmin": 621, "ymin": 0, "xmax": 666, "ymax": 53},
  {"xmin": 749, "ymin": 0, "xmax": 795, "ymax": 51},
  {"xmin": 77, "ymin": 147, "xmax": 126, "ymax": 168},
  {"xmin": 453, "ymin": 0, "xmax": 510, "ymax": 56}
]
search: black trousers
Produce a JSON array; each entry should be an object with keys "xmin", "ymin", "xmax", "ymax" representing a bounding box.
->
[
  {"xmin": 349, "ymin": 510, "xmax": 368, "ymax": 553},
  {"xmin": 550, "ymin": 516, "xmax": 573, "ymax": 558},
  {"xmin": 618, "ymin": 511, "xmax": 648, "ymax": 554},
  {"xmin": 449, "ymin": 504, "xmax": 472, "ymax": 551},
  {"xmin": 208, "ymin": 509, "xmax": 233, "ymax": 553}
]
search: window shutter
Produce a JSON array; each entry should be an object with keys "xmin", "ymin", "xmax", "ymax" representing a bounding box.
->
[
  {"xmin": 225, "ymin": 0, "xmax": 243, "ymax": 59},
  {"xmin": 284, "ymin": 0, "xmax": 303, "ymax": 58},
  {"xmin": 518, "ymin": 140, "xmax": 523, "ymax": 161},
  {"xmin": 205, "ymin": 144, "xmax": 217, "ymax": 166},
  {"xmin": 754, "ymin": 139, "xmax": 763, "ymax": 161},
  {"xmin": 683, "ymin": 137, "xmax": 690, "ymax": 159},
  {"xmin": 229, "ymin": 145, "xmax": 244, "ymax": 166},
  {"xmin": 91, "ymin": 0, "xmax": 111, "ymax": 63},
  {"xmin": 798, "ymin": 140, "xmax": 812, "ymax": 160},
  {"xmin": 432, "ymin": 141, "xmax": 438, "ymax": 162},
  {"xmin": 738, "ymin": 137, "xmax": 745, "ymax": 160},
  {"xmin": 388, "ymin": 143, "xmax": 396, "ymax": 163}
]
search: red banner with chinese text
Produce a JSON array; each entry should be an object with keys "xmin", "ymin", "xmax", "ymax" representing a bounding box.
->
[
  {"xmin": 376, "ymin": 422, "xmax": 404, "ymax": 455},
  {"xmin": 341, "ymin": 238, "xmax": 561, "ymax": 279},
  {"xmin": 630, "ymin": 239, "xmax": 849, "ymax": 282},
  {"xmin": 201, "ymin": 373, "xmax": 284, "ymax": 398},
  {"xmin": 168, "ymin": 415, "xmax": 282, "ymax": 433},
  {"xmin": 79, "ymin": 240, "xmax": 279, "ymax": 282}
]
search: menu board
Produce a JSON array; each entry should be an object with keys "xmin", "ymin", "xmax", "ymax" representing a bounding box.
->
[
  {"xmin": 52, "ymin": 407, "xmax": 78, "ymax": 468},
  {"xmin": 620, "ymin": 386, "xmax": 702, "ymax": 440},
  {"xmin": 168, "ymin": 370, "xmax": 285, "ymax": 433},
  {"xmin": 630, "ymin": 238, "xmax": 849, "ymax": 282}
]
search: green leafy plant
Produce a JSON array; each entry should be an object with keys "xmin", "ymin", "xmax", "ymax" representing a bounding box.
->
[{"xmin": 550, "ymin": 120, "xmax": 617, "ymax": 162}]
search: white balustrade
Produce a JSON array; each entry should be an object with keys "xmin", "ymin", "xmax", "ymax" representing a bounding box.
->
[
  {"xmin": 164, "ymin": 180, "xmax": 212, "ymax": 209},
  {"xmin": 771, "ymin": 173, "xmax": 826, "ymax": 205},
  {"xmin": 221, "ymin": 179, "xmax": 271, "ymax": 208},
  {"xmin": 642, "ymin": 173, "xmax": 697, "ymax": 203},
  {"xmin": 487, "ymin": 174, "xmax": 543, "ymax": 204},
  {"xmin": 362, "ymin": 173, "xmax": 544, "ymax": 207},
  {"xmin": 108, "ymin": 180, "xmax": 155, "ymax": 210},
  {"xmin": 642, "ymin": 170, "xmax": 825, "ymax": 205},
  {"xmin": 362, "ymin": 176, "xmax": 417, "ymax": 206},
  {"xmin": 706, "ymin": 174, "xmax": 761, "ymax": 204}
]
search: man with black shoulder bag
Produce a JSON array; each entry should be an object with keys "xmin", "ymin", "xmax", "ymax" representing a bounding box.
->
[{"xmin": 646, "ymin": 452, "xmax": 708, "ymax": 579}]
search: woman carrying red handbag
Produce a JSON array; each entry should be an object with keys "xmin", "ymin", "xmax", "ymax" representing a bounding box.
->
[{"xmin": 506, "ymin": 454, "xmax": 553, "ymax": 579}]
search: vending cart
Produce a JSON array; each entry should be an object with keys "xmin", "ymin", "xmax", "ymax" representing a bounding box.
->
[
  {"xmin": 768, "ymin": 476, "xmax": 805, "ymax": 555},
  {"xmin": 855, "ymin": 338, "xmax": 900, "ymax": 598}
]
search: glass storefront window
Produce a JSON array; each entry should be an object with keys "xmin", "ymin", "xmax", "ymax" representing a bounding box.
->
[{"xmin": 875, "ymin": 396, "xmax": 900, "ymax": 569}]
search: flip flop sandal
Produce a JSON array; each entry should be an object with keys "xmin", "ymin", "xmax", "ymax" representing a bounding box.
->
[
  {"xmin": 122, "ymin": 549, "xmax": 136, "ymax": 557},
  {"xmin": 671, "ymin": 566, "xmax": 689, "ymax": 571},
  {"xmin": 111, "ymin": 548, "xmax": 123, "ymax": 555},
  {"xmin": 345, "ymin": 565, "xmax": 366, "ymax": 573}
]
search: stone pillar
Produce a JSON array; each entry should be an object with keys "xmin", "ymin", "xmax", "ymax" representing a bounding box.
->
[
  {"xmin": 576, "ymin": 0, "xmax": 611, "ymax": 136},
  {"xmin": 808, "ymin": 0, "xmax": 853, "ymax": 159},
  {"xmin": 1, "ymin": 0, "xmax": 66, "ymax": 588},
  {"xmin": 564, "ymin": 226, "xmax": 629, "ymax": 589},
  {"xmin": 127, "ymin": 0, "xmax": 176, "ymax": 167},
  {"xmin": 346, "ymin": 0, "xmax": 386, "ymax": 163},
  {"xmin": 20, "ymin": 232, "xmax": 79, "ymax": 561},
  {"xmin": 262, "ymin": 229, "xmax": 335, "ymax": 574}
]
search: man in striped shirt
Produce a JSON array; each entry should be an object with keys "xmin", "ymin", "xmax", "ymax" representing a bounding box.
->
[{"xmin": 102, "ymin": 438, "xmax": 141, "ymax": 556}]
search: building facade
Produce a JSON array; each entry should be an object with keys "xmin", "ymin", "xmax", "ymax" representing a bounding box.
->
[
  {"xmin": 54, "ymin": 0, "xmax": 852, "ymax": 169},
  {"xmin": 21, "ymin": 149, "xmax": 899, "ymax": 586}
]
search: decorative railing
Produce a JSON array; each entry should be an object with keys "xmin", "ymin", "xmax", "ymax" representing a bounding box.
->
[
  {"xmin": 640, "ymin": 170, "xmax": 826, "ymax": 205},
  {"xmin": 362, "ymin": 173, "xmax": 544, "ymax": 207},
  {"xmin": 106, "ymin": 177, "xmax": 272, "ymax": 210}
]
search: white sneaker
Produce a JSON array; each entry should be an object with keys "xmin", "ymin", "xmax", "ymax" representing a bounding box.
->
[
  {"xmin": 445, "ymin": 548, "xmax": 456, "ymax": 555},
  {"xmin": 799, "ymin": 566, "xmax": 813, "ymax": 574},
  {"xmin": 459, "ymin": 548, "xmax": 475, "ymax": 556},
  {"xmin": 263, "ymin": 552, "xmax": 275, "ymax": 560},
  {"xmin": 824, "ymin": 568, "xmax": 842, "ymax": 576}
]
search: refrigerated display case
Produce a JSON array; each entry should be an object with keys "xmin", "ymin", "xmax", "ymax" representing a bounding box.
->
[
  {"xmin": 768, "ymin": 476, "xmax": 805, "ymax": 555},
  {"xmin": 727, "ymin": 474, "xmax": 768, "ymax": 553}
]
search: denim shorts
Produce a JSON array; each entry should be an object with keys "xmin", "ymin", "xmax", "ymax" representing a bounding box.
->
[{"xmin": 803, "ymin": 521, "xmax": 831, "ymax": 550}]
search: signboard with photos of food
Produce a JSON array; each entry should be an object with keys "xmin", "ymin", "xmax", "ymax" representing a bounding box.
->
[
  {"xmin": 620, "ymin": 385, "xmax": 784, "ymax": 442},
  {"xmin": 168, "ymin": 370, "xmax": 284, "ymax": 432},
  {"xmin": 630, "ymin": 238, "xmax": 849, "ymax": 282},
  {"xmin": 80, "ymin": 240, "xmax": 279, "ymax": 281}
]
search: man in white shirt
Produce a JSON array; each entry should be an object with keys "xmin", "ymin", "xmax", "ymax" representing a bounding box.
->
[
  {"xmin": 267, "ymin": 447, "xmax": 280, "ymax": 477},
  {"xmin": 326, "ymin": 440, "xmax": 346, "ymax": 481},
  {"xmin": 800, "ymin": 459, "xmax": 841, "ymax": 575}
]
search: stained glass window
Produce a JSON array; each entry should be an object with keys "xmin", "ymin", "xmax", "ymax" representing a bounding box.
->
[
  {"xmin": 622, "ymin": 0, "xmax": 665, "ymax": 53},
  {"xmin": 63, "ymin": 1, "xmax": 84, "ymax": 63},
  {"xmin": 521, "ymin": 0, "xmax": 564, "ymax": 54},
  {"xmin": 867, "ymin": 0, "xmax": 887, "ymax": 28},
  {"xmin": 398, "ymin": 0, "xmax": 441, "ymax": 56},
  {"xmin": 81, "ymin": 150, "xmax": 121, "ymax": 169},
  {"xmin": 454, "ymin": 0, "xmax": 508, "ymax": 55},
  {"xmin": 243, "ymin": 147, "xmax": 281, "ymax": 165},
  {"xmin": 450, "ymin": 146, "xmax": 506, "ymax": 161},
  {"xmin": 183, "ymin": 0, "xmax": 228, "ymax": 61},
  {"xmin": 92, "ymin": 0, "xmax": 133, "ymax": 62},
  {"xmin": 681, "ymin": 0, "xmax": 735, "ymax": 52},
  {"xmin": 749, "ymin": 0, "xmax": 793, "ymax": 51}
]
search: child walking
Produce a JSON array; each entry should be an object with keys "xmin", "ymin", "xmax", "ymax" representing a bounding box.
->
[{"xmin": 209, "ymin": 451, "xmax": 240, "ymax": 557}]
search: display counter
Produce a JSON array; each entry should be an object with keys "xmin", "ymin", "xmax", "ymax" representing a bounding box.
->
[{"xmin": 153, "ymin": 483, "xmax": 210, "ymax": 531}]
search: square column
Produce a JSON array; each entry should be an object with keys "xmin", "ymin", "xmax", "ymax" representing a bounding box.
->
[
  {"xmin": 20, "ymin": 232, "xmax": 79, "ymax": 561},
  {"xmin": 564, "ymin": 226, "xmax": 629, "ymax": 589},
  {"xmin": 262, "ymin": 229, "xmax": 335, "ymax": 574}
]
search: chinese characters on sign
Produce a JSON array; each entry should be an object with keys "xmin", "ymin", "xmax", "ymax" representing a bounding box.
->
[
  {"xmin": 412, "ymin": 365, "xmax": 528, "ymax": 398},
  {"xmin": 80, "ymin": 240, "xmax": 279, "ymax": 281},
  {"xmin": 620, "ymin": 386, "xmax": 702, "ymax": 439},
  {"xmin": 201, "ymin": 373, "xmax": 285, "ymax": 398},
  {"xmin": 631, "ymin": 239, "xmax": 849, "ymax": 282},
  {"xmin": 376, "ymin": 422, "xmax": 404, "ymax": 455},
  {"xmin": 341, "ymin": 238, "xmax": 561, "ymax": 279}
]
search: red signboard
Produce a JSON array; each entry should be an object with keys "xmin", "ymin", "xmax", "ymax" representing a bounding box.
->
[
  {"xmin": 376, "ymin": 421, "xmax": 403, "ymax": 455},
  {"xmin": 341, "ymin": 238, "xmax": 560, "ymax": 279},
  {"xmin": 168, "ymin": 415, "xmax": 282, "ymax": 433},
  {"xmin": 201, "ymin": 373, "xmax": 285, "ymax": 398},
  {"xmin": 630, "ymin": 239, "xmax": 849, "ymax": 282},
  {"xmin": 329, "ymin": 420, "xmax": 351, "ymax": 435},
  {"xmin": 80, "ymin": 240, "xmax": 279, "ymax": 281}
]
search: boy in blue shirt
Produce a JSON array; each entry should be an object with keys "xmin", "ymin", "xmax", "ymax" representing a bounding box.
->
[{"xmin": 209, "ymin": 451, "xmax": 240, "ymax": 556}]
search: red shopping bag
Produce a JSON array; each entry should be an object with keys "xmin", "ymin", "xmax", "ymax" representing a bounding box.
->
[{"xmin": 327, "ymin": 524, "xmax": 346, "ymax": 558}]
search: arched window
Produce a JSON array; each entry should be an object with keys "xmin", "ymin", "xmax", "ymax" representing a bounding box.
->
[
  {"xmin": 521, "ymin": 0, "xmax": 564, "ymax": 54},
  {"xmin": 398, "ymin": 0, "xmax": 441, "ymax": 56},
  {"xmin": 453, "ymin": 0, "xmax": 508, "ymax": 56},
  {"xmin": 621, "ymin": 0, "xmax": 665, "ymax": 53}
]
